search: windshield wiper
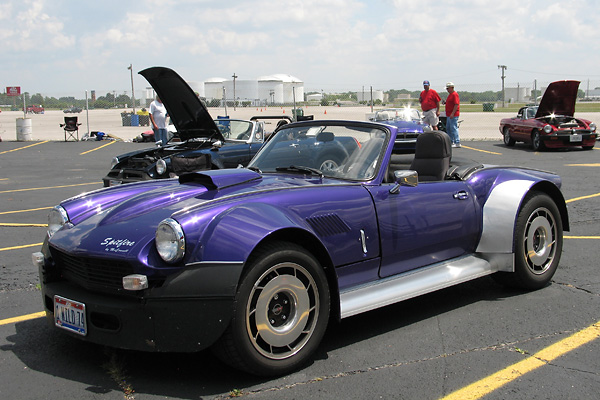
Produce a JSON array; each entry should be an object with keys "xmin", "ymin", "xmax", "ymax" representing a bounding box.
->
[
  {"xmin": 247, "ymin": 166, "xmax": 262, "ymax": 173},
  {"xmin": 275, "ymin": 165, "xmax": 323, "ymax": 177}
]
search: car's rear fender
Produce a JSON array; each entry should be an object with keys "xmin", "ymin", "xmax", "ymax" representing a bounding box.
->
[{"xmin": 474, "ymin": 173, "xmax": 568, "ymax": 272}]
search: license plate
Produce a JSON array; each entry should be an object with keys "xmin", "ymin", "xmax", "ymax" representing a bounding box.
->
[
  {"xmin": 570, "ymin": 134, "xmax": 582, "ymax": 142},
  {"xmin": 54, "ymin": 295, "xmax": 87, "ymax": 336}
]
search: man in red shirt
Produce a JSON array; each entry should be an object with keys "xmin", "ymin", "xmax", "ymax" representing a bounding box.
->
[
  {"xmin": 445, "ymin": 82, "xmax": 461, "ymax": 147},
  {"xmin": 419, "ymin": 80, "xmax": 441, "ymax": 130}
]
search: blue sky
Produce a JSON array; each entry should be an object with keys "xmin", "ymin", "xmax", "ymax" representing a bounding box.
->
[{"xmin": 2, "ymin": 0, "xmax": 600, "ymax": 98}]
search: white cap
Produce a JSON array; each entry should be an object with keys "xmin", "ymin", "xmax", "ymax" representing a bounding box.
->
[{"xmin": 445, "ymin": 82, "xmax": 455, "ymax": 88}]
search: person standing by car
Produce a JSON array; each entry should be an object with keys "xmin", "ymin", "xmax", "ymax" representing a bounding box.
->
[
  {"xmin": 419, "ymin": 80, "xmax": 441, "ymax": 130},
  {"xmin": 445, "ymin": 82, "xmax": 461, "ymax": 148},
  {"xmin": 149, "ymin": 96, "xmax": 168, "ymax": 146}
]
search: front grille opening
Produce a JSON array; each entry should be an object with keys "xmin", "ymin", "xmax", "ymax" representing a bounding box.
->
[
  {"xmin": 51, "ymin": 247, "xmax": 134, "ymax": 294},
  {"xmin": 90, "ymin": 312, "xmax": 121, "ymax": 331}
]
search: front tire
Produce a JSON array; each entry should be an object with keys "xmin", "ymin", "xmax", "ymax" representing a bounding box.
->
[
  {"xmin": 494, "ymin": 192, "xmax": 563, "ymax": 290},
  {"xmin": 503, "ymin": 127, "xmax": 515, "ymax": 146},
  {"xmin": 531, "ymin": 130, "xmax": 545, "ymax": 151},
  {"xmin": 214, "ymin": 242, "xmax": 330, "ymax": 376}
]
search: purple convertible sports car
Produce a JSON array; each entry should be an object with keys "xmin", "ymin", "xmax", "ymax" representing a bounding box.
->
[{"xmin": 34, "ymin": 67, "xmax": 569, "ymax": 376}]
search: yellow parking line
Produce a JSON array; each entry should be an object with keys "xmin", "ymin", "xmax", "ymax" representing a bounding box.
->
[
  {"xmin": 566, "ymin": 163, "xmax": 600, "ymax": 167},
  {"xmin": 0, "ymin": 182, "xmax": 100, "ymax": 194},
  {"xmin": 0, "ymin": 311, "xmax": 46, "ymax": 326},
  {"xmin": 440, "ymin": 320, "xmax": 600, "ymax": 400},
  {"xmin": 566, "ymin": 192, "xmax": 600, "ymax": 203},
  {"xmin": 565, "ymin": 236, "xmax": 600, "ymax": 239},
  {"xmin": 0, "ymin": 206, "xmax": 53, "ymax": 215},
  {"xmin": 80, "ymin": 140, "xmax": 115, "ymax": 155},
  {"xmin": 0, "ymin": 223, "xmax": 46, "ymax": 227},
  {"xmin": 0, "ymin": 141, "xmax": 49, "ymax": 155},
  {"xmin": 0, "ymin": 243, "xmax": 43, "ymax": 252},
  {"xmin": 459, "ymin": 145, "xmax": 502, "ymax": 155}
]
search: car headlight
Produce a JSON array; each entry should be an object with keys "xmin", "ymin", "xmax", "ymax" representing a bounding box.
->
[
  {"xmin": 543, "ymin": 125, "xmax": 553, "ymax": 134},
  {"xmin": 110, "ymin": 156, "xmax": 119, "ymax": 169},
  {"xmin": 48, "ymin": 205, "xmax": 68, "ymax": 238},
  {"xmin": 156, "ymin": 159, "xmax": 167, "ymax": 175},
  {"xmin": 155, "ymin": 218, "xmax": 185, "ymax": 263},
  {"xmin": 589, "ymin": 123, "xmax": 596, "ymax": 132}
]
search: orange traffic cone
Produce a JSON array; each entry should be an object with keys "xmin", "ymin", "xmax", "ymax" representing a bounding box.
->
[{"xmin": 324, "ymin": 109, "xmax": 327, "ymax": 115}]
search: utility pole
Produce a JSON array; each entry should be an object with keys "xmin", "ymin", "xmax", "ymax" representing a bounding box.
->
[
  {"xmin": 232, "ymin": 73, "xmax": 238, "ymax": 111},
  {"xmin": 128, "ymin": 64, "xmax": 136, "ymax": 113},
  {"xmin": 498, "ymin": 65, "xmax": 507, "ymax": 108}
]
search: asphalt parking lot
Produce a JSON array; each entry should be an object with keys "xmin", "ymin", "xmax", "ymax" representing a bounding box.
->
[{"xmin": 1, "ymin": 139, "xmax": 599, "ymax": 399}]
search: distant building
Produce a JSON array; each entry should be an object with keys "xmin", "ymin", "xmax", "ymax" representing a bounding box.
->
[
  {"xmin": 356, "ymin": 90, "xmax": 384, "ymax": 103},
  {"xmin": 505, "ymin": 86, "xmax": 532, "ymax": 103},
  {"xmin": 204, "ymin": 74, "xmax": 304, "ymax": 106}
]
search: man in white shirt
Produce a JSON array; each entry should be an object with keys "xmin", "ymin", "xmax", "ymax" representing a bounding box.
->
[{"xmin": 149, "ymin": 96, "xmax": 168, "ymax": 146}]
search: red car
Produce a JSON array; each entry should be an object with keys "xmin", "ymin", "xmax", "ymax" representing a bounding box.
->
[{"xmin": 499, "ymin": 80, "xmax": 596, "ymax": 150}]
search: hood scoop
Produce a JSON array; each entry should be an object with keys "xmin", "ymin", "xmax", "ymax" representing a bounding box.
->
[{"xmin": 179, "ymin": 168, "xmax": 262, "ymax": 190}]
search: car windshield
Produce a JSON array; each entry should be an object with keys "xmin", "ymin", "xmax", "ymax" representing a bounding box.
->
[
  {"xmin": 215, "ymin": 120, "xmax": 254, "ymax": 140},
  {"xmin": 248, "ymin": 124, "xmax": 388, "ymax": 181},
  {"xmin": 375, "ymin": 108, "xmax": 420, "ymax": 122}
]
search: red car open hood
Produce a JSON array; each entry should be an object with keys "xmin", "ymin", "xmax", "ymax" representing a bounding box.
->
[{"xmin": 536, "ymin": 80, "xmax": 580, "ymax": 118}]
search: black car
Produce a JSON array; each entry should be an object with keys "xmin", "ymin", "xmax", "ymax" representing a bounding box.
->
[
  {"xmin": 103, "ymin": 67, "xmax": 272, "ymax": 187},
  {"xmin": 63, "ymin": 106, "xmax": 82, "ymax": 113}
]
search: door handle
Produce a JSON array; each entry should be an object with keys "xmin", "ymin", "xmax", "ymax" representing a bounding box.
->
[{"xmin": 453, "ymin": 190, "xmax": 469, "ymax": 200}]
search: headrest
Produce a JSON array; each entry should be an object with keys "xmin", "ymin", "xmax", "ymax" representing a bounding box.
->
[{"xmin": 316, "ymin": 131, "xmax": 334, "ymax": 142}]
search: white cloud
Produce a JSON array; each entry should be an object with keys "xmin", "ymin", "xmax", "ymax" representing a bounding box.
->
[{"xmin": 2, "ymin": 0, "xmax": 600, "ymax": 96}]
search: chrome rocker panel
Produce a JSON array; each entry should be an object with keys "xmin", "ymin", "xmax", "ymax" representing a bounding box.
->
[{"xmin": 339, "ymin": 254, "xmax": 497, "ymax": 319}]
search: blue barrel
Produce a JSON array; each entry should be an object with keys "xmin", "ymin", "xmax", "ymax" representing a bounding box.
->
[{"xmin": 130, "ymin": 114, "xmax": 140, "ymax": 126}]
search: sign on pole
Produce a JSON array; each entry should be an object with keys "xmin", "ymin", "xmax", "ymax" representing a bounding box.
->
[{"xmin": 6, "ymin": 86, "xmax": 21, "ymax": 96}]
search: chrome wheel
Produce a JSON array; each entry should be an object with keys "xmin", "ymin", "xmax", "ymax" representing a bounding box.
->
[
  {"xmin": 246, "ymin": 262, "xmax": 319, "ymax": 360},
  {"xmin": 521, "ymin": 206, "xmax": 557, "ymax": 275},
  {"xmin": 319, "ymin": 158, "xmax": 340, "ymax": 173}
]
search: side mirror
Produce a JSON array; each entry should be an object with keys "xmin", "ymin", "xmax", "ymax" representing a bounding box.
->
[{"xmin": 390, "ymin": 170, "xmax": 418, "ymax": 194}]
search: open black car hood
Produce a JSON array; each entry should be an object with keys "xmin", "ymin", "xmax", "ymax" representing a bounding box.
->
[
  {"xmin": 140, "ymin": 67, "xmax": 223, "ymax": 142},
  {"xmin": 536, "ymin": 80, "xmax": 579, "ymax": 118}
]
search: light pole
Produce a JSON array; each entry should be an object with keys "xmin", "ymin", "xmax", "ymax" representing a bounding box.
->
[
  {"xmin": 128, "ymin": 64, "xmax": 136, "ymax": 113},
  {"xmin": 498, "ymin": 65, "xmax": 507, "ymax": 108},
  {"xmin": 232, "ymin": 73, "xmax": 238, "ymax": 110}
]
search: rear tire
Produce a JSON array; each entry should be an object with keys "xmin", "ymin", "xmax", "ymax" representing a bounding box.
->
[
  {"xmin": 494, "ymin": 192, "xmax": 562, "ymax": 290},
  {"xmin": 213, "ymin": 242, "xmax": 330, "ymax": 376}
]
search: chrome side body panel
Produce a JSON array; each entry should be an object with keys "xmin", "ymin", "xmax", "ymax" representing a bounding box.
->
[
  {"xmin": 340, "ymin": 254, "xmax": 494, "ymax": 319},
  {"xmin": 475, "ymin": 179, "xmax": 534, "ymax": 271}
]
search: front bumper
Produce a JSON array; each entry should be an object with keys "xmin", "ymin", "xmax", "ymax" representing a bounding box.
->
[
  {"xmin": 41, "ymin": 281, "xmax": 233, "ymax": 352},
  {"xmin": 541, "ymin": 132, "xmax": 596, "ymax": 148},
  {"xmin": 37, "ymin": 246, "xmax": 243, "ymax": 352},
  {"xmin": 103, "ymin": 169, "xmax": 157, "ymax": 187}
]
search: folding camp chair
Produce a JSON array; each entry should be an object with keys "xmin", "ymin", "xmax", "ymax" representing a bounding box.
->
[{"xmin": 60, "ymin": 116, "xmax": 81, "ymax": 141}]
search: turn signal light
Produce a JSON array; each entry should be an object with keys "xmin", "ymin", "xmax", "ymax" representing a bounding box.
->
[{"xmin": 123, "ymin": 274, "xmax": 148, "ymax": 290}]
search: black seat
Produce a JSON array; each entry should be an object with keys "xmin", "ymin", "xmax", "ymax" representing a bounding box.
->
[
  {"xmin": 409, "ymin": 131, "xmax": 452, "ymax": 181},
  {"xmin": 60, "ymin": 116, "xmax": 81, "ymax": 141}
]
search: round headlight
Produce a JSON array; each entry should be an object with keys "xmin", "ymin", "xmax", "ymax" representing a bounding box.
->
[
  {"xmin": 156, "ymin": 218, "xmax": 185, "ymax": 263},
  {"xmin": 543, "ymin": 125, "xmax": 553, "ymax": 134},
  {"xmin": 110, "ymin": 156, "xmax": 120, "ymax": 169},
  {"xmin": 589, "ymin": 123, "xmax": 596, "ymax": 132},
  {"xmin": 48, "ymin": 205, "xmax": 68, "ymax": 238},
  {"xmin": 156, "ymin": 159, "xmax": 167, "ymax": 175}
]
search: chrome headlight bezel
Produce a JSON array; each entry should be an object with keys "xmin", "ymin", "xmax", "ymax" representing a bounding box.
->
[
  {"xmin": 155, "ymin": 218, "xmax": 185, "ymax": 263},
  {"xmin": 156, "ymin": 158, "xmax": 167, "ymax": 175},
  {"xmin": 110, "ymin": 156, "xmax": 120, "ymax": 169},
  {"xmin": 543, "ymin": 124, "xmax": 553, "ymax": 134},
  {"xmin": 589, "ymin": 122, "xmax": 596, "ymax": 132},
  {"xmin": 48, "ymin": 205, "xmax": 68, "ymax": 238}
]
